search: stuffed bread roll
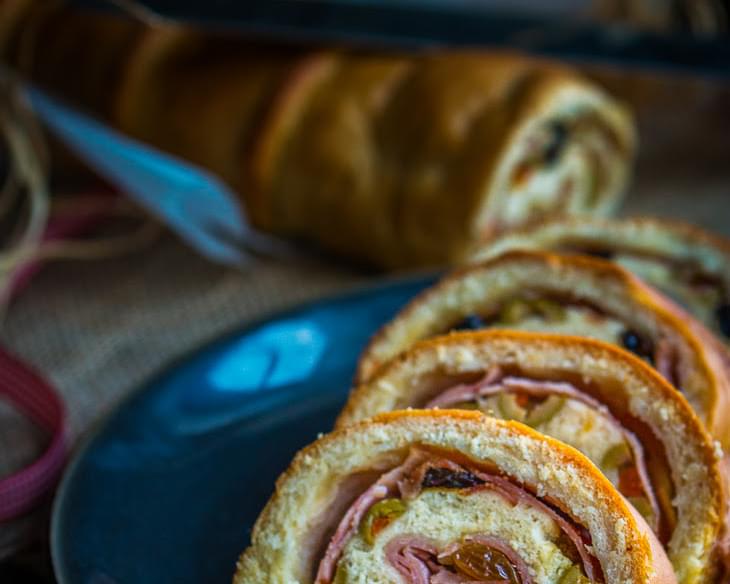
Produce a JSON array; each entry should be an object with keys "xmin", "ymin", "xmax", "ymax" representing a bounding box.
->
[
  {"xmin": 356, "ymin": 250, "xmax": 730, "ymax": 448},
  {"xmin": 0, "ymin": 0, "xmax": 636, "ymax": 269},
  {"xmin": 244, "ymin": 51, "xmax": 636, "ymax": 268},
  {"xmin": 341, "ymin": 331, "xmax": 727, "ymax": 583},
  {"xmin": 235, "ymin": 410, "xmax": 675, "ymax": 584},
  {"xmin": 470, "ymin": 217, "xmax": 730, "ymax": 344}
]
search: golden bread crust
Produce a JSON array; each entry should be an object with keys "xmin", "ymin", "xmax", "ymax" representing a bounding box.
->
[{"xmin": 247, "ymin": 51, "xmax": 342, "ymax": 230}]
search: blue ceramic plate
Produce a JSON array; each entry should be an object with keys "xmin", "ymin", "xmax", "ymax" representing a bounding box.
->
[{"xmin": 51, "ymin": 275, "xmax": 435, "ymax": 584}]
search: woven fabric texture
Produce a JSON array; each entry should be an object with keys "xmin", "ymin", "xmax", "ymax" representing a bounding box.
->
[{"xmin": 0, "ymin": 232, "xmax": 369, "ymax": 558}]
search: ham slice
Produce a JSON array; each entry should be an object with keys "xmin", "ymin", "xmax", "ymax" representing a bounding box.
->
[
  {"xmin": 315, "ymin": 447, "xmax": 603, "ymax": 583},
  {"xmin": 315, "ymin": 450, "xmax": 431, "ymax": 583},
  {"xmin": 427, "ymin": 373, "xmax": 661, "ymax": 535},
  {"xmin": 425, "ymin": 367, "xmax": 502, "ymax": 409},
  {"xmin": 386, "ymin": 534, "xmax": 534, "ymax": 584},
  {"xmin": 384, "ymin": 535, "xmax": 440, "ymax": 584}
]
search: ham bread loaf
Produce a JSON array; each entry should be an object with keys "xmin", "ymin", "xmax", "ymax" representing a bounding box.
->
[
  {"xmin": 340, "ymin": 331, "xmax": 728, "ymax": 583},
  {"xmin": 355, "ymin": 250, "xmax": 730, "ymax": 449},
  {"xmin": 235, "ymin": 410, "xmax": 676, "ymax": 584}
]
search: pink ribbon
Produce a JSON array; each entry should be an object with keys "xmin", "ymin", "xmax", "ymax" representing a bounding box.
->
[
  {"xmin": 0, "ymin": 347, "xmax": 67, "ymax": 522},
  {"xmin": 0, "ymin": 189, "xmax": 111, "ymax": 521}
]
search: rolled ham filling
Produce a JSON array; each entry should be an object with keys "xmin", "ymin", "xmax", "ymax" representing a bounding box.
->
[
  {"xmin": 426, "ymin": 370, "xmax": 661, "ymax": 535},
  {"xmin": 314, "ymin": 448, "xmax": 602, "ymax": 583},
  {"xmin": 386, "ymin": 534, "xmax": 534, "ymax": 584}
]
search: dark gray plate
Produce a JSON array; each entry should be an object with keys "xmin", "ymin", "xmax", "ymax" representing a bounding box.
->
[{"xmin": 51, "ymin": 275, "xmax": 434, "ymax": 584}]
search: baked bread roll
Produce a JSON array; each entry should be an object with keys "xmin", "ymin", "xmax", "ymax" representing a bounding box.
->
[
  {"xmin": 0, "ymin": 1, "xmax": 636, "ymax": 269},
  {"xmin": 235, "ymin": 410, "xmax": 676, "ymax": 583},
  {"xmin": 355, "ymin": 250, "xmax": 730, "ymax": 448},
  {"xmin": 340, "ymin": 331, "xmax": 728, "ymax": 583},
  {"xmin": 241, "ymin": 51, "xmax": 636, "ymax": 268},
  {"xmin": 470, "ymin": 217, "xmax": 730, "ymax": 344}
]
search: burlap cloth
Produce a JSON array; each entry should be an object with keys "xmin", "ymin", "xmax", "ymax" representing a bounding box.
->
[
  {"xmin": 0, "ymin": 236, "xmax": 370, "ymax": 559},
  {"xmin": 1, "ymin": 84, "xmax": 729, "ymax": 563}
]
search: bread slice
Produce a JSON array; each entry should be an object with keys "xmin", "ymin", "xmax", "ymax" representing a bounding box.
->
[
  {"xmin": 235, "ymin": 410, "xmax": 675, "ymax": 584},
  {"xmin": 470, "ymin": 216, "xmax": 730, "ymax": 344},
  {"xmin": 342, "ymin": 331, "xmax": 727, "ymax": 583},
  {"xmin": 356, "ymin": 250, "xmax": 730, "ymax": 449}
]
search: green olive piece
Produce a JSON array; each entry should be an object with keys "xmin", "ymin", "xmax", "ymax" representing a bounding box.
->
[
  {"xmin": 600, "ymin": 442, "xmax": 632, "ymax": 470},
  {"xmin": 559, "ymin": 564, "xmax": 592, "ymax": 584},
  {"xmin": 497, "ymin": 299, "xmax": 532, "ymax": 324},
  {"xmin": 525, "ymin": 396, "xmax": 566, "ymax": 427},
  {"xmin": 333, "ymin": 564, "xmax": 348, "ymax": 584},
  {"xmin": 532, "ymin": 299, "xmax": 566, "ymax": 322},
  {"xmin": 497, "ymin": 393, "xmax": 527, "ymax": 423},
  {"xmin": 628, "ymin": 496, "xmax": 656, "ymax": 527},
  {"xmin": 360, "ymin": 498, "xmax": 406, "ymax": 545}
]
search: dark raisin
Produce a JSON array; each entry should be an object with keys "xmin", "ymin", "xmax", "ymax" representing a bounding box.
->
[
  {"xmin": 450, "ymin": 541, "xmax": 521, "ymax": 582},
  {"xmin": 584, "ymin": 248, "xmax": 614, "ymax": 260},
  {"xmin": 422, "ymin": 467, "xmax": 484, "ymax": 489},
  {"xmin": 620, "ymin": 329, "xmax": 654, "ymax": 363},
  {"xmin": 621, "ymin": 330, "xmax": 641, "ymax": 352},
  {"xmin": 451, "ymin": 314, "xmax": 486, "ymax": 331},
  {"xmin": 716, "ymin": 303, "xmax": 730, "ymax": 339},
  {"xmin": 543, "ymin": 121, "xmax": 569, "ymax": 166}
]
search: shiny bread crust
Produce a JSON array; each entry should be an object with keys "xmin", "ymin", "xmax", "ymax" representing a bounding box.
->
[
  {"xmin": 471, "ymin": 216, "xmax": 730, "ymax": 267},
  {"xmin": 246, "ymin": 51, "xmax": 343, "ymax": 230},
  {"xmin": 341, "ymin": 330, "xmax": 726, "ymax": 583},
  {"xmin": 243, "ymin": 51, "xmax": 635, "ymax": 268},
  {"xmin": 234, "ymin": 410, "xmax": 675, "ymax": 584},
  {"xmin": 354, "ymin": 250, "xmax": 730, "ymax": 449}
]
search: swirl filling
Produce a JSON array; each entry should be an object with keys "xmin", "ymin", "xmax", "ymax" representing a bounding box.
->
[
  {"xmin": 423, "ymin": 368, "xmax": 677, "ymax": 544},
  {"xmin": 315, "ymin": 447, "xmax": 603, "ymax": 584}
]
